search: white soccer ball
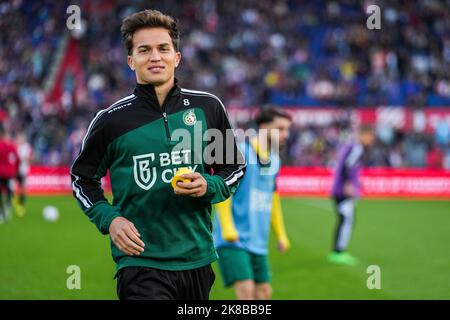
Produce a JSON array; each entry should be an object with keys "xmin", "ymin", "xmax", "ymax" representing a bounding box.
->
[{"xmin": 42, "ymin": 206, "xmax": 59, "ymax": 222}]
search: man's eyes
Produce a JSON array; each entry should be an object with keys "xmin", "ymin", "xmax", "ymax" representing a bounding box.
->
[{"xmin": 138, "ymin": 47, "xmax": 169, "ymax": 53}]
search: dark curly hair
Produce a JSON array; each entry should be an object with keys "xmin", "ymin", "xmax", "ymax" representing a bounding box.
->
[{"xmin": 120, "ymin": 9, "xmax": 180, "ymax": 55}]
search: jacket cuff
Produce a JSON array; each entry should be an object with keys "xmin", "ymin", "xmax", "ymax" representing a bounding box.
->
[
  {"xmin": 86, "ymin": 201, "xmax": 122, "ymax": 235},
  {"xmin": 200, "ymin": 174, "xmax": 231, "ymax": 204}
]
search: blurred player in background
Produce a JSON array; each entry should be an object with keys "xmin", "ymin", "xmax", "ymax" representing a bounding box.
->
[
  {"xmin": 0, "ymin": 125, "xmax": 20, "ymax": 223},
  {"xmin": 13, "ymin": 132, "xmax": 32, "ymax": 217},
  {"xmin": 213, "ymin": 106, "xmax": 291, "ymax": 300},
  {"xmin": 328, "ymin": 125, "xmax": 375, "ymax": 266}
]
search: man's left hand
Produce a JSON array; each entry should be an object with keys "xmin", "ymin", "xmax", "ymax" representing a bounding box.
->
[
  {"xmin": 277, "ymin": 240, "xmax": 290, "ymax": 253},
  {"xmin": 174, "ymin": 172, "xmax": 207, "ymax": 198}
]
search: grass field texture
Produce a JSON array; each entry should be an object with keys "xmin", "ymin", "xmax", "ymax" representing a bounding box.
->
[{"xmin": 0, "ymin": 196, "xmax": 449, "ymax": 299}]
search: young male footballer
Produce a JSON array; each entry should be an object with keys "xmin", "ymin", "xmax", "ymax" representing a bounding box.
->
[
  {"xmin": 71, "ymin": 9, "xmax": 245, "ymax": 300},
  {"xmin": 213, "ymin": 107, "xmax": 291, "ymax": 300},
  {"xmin": 328, "ymin": 125, "xmax": 375, "ymax": 266}
]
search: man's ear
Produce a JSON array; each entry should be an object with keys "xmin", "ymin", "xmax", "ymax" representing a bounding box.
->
[
  {"xmin": 175, "ymin": 52, "xmax": 181, "ymax": 68},
  {"xmin": 127, "ymin": 55, "xmax": 135, "ymax": 71}
]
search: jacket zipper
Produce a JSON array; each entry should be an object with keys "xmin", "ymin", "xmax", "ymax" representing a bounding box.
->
[
  {"xmin": 159, "ymin": 85, "xmax": 178, "ymax": 142},
  {"xmin": 162, "ymin": 111, "xmax": 171, "ymax": 141}
]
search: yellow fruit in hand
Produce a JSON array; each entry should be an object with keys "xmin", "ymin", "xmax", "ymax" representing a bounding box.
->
[{"xmin": 171, "ymin": 167, "xmax": 194, "ymax": 189}]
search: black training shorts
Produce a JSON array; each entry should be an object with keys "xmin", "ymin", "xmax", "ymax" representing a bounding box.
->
[{"xmin": 116, "ymin": 264, "xmax": 215, "ymax": 300}]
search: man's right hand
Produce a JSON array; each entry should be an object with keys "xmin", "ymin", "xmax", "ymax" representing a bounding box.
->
[
  {"xmin": 343, "ymin": 182, "xmax": 355, "ymax": 198},
  {"xmin": 109, "ymin": 217, "xmax": 145, "ymax": 256},
  {"xmin": 222, "ymin": 228, "xmax": 239, "ymax": 243}
]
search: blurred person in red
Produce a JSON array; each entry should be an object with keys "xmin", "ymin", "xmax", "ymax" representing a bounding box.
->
[
  {"xmin": 0, "ymin": 125, "xmax": 20, "ymax": 223},
  {"xmin": 13, "ymin": 132, "xmax": 32, "ymax": 217},
  {"xmin": 426, "ymin": 143, "xmax": 443, "ymax": 169}
]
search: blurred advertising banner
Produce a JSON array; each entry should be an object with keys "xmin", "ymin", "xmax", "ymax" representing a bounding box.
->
[
  {"xmin": 278, "ymin": 167, "xmax": 450, "ymax": 198},
  {"xmin": 227, "ymin": 107, "xmax": 450, "ymax": 133},
  {"xmin": 25, "ymin": 166, "xmax": 111, "ymax": 195},
  {"xmin": 25, "ymin": 166, "xmax": 450, "ymax": 198}
]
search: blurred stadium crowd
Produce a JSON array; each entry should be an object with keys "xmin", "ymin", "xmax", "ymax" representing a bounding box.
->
[{"xmin": 0, "ymin": 0, "xmax": 449, "ymax": 168}]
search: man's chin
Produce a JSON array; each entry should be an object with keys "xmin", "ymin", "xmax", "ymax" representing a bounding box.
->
[
  {"xmin": 146, "ymin": 80, "xmax": 165, "ymax": 86},
  {"xmin": 142, "ymin": 76, "xmax": 169, "ymax": 86}
]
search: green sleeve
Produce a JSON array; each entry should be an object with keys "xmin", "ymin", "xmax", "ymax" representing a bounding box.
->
[
  {"xmin": 200, "ymin": 173, "xmax": 234, "ymax": 204},
  {"xmin": 85, "ymin": 201, "xmax": 122, "ymax": 235}
]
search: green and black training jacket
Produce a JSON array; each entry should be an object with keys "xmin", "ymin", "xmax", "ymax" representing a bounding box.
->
[{"xmin": 70, "ymin": 80, "xmax": 246, "ymax": 273}]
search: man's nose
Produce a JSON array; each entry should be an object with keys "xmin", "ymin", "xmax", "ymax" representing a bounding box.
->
[{"xmin": 149, "ymin": 50, "xmax": 161, "ymax": 61}]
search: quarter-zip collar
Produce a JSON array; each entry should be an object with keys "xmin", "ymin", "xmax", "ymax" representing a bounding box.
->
[{"xmin": 133, "ymin": 78, "xmax": 181, "ymax": 109}]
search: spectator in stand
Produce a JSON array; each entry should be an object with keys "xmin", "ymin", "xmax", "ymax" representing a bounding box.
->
[{"xmin": 427, "ymin": 143, "xmax": 443, "ymax": 169}]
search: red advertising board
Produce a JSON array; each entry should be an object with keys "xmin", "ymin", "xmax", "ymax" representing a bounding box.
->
[
  {"xmin": 24, "ymin": 166, "xmax": 450, "ymax": 199},
  {"xmin": 227, "ymin": 107, "xmax": 450, "ymax": 133},
  {"xmin": 278, "ymin": 167, "xmax": 450, "ymax": 198},
  {"xmin": 25, "ymin": 166, "xmax": 111, "ymax": 195}
]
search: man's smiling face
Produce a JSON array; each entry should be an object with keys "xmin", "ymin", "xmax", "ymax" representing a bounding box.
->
[{"xmin": 127, "ymin": 27, "xmax": 181, "ymax": 86}]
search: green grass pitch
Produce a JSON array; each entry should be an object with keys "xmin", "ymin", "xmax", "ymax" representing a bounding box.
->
[{"xmin": 0, "ymin": 196, "xmax": 449, "ymax": 299}]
